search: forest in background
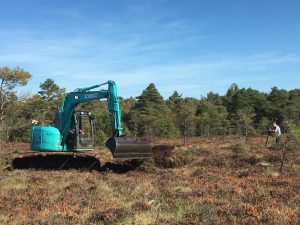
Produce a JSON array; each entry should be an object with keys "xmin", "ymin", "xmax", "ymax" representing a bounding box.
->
[{"xmin": 1, "ymin": 66, "xmax": 300, "ymax": 145}]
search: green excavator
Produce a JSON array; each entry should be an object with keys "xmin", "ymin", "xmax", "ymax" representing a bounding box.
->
[{"xmin": 30, "ymin": 80, "xmax": 153, "ymax": 159}]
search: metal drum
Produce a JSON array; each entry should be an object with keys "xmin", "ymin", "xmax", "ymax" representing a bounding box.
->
[{"xmin": 106, "ymin": 136, "xmax": 152, "ymax": 159}]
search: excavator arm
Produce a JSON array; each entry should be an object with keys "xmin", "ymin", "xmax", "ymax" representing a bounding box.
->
[{"xmin": 56, "ymin": 80, "xmax": 123, "ymax": 146}]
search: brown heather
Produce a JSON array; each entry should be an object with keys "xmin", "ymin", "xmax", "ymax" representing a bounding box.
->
[{"xmin": 0, "ymin": 136, "xmax": 299, "ymax": 225}]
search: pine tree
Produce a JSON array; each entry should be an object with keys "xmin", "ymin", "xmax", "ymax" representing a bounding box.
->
[
  {"xmin": 131, "ymin": 83, "xmax": 179, "ymax": 137},
  {"xmin": 38, "ymin": 79, "xmax": 66, "ymax": 102},
  {"xmin": 167, "ymin": 91, "xmax": 197, "ymax": 142},
  {"xmin": 0, "ymin": 66, "xmax": 31, "ymax": 147}
]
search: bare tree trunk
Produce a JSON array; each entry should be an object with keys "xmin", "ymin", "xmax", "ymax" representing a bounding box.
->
[
  {"xmin": 279, "ymin": 148, "xmax": 286, "ymax": 172},
  {"xmin": 133, "ymin": 113, "xmax": 138, "ymax": 137},
  {"xmin": 183, "ymin": 121, "xmax": 187, "ymax": 146},
  {"xmin": 0, "ymin": 78, "xmax": 6, "ymax": 151},
  {"xmin": 245, "ymin": 123, "xmax": 248, "ymax": 142},
  {"xmin": 223, "ymin": 123, "xmax": 226, "ymax": 141}
]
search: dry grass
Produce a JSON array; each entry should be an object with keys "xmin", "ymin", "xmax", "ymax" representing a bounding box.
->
[{"xmin": 0, "ymin": 137, "xmax": 299, "ymax": 225}]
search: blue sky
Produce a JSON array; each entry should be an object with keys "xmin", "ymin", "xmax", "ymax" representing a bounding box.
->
[{"xmin": 0, "ymin": 0, "xmax": 299, "ymax": 98}]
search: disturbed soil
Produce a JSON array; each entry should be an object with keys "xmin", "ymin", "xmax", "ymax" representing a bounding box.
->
[{"xmin": 0, "ymin": 136, "xmax": 299, "ymax": 225}]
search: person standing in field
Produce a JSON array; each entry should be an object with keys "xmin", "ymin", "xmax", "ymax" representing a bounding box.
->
[{"xmin": 272, "ymin": 121, "xmax": 281, "ymax": 143}]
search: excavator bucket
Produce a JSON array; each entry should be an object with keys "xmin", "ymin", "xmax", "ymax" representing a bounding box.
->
[{"xmin": 106, "ymin": 136, "xmax": 152, "ymax": 159}]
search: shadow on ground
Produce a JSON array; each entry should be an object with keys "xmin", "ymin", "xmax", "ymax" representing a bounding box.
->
[{"xmin": 11, "ymin": 154, "xmax": 143, "ymax": 173}]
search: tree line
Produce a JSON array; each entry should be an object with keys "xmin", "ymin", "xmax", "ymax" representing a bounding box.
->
[{"xmin": 1, "ymin": 66, "xmax": 300, "ymax": 145}]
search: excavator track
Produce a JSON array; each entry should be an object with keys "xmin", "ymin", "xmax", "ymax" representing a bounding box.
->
[
  {"xmin": 11, "ymin": 151, "xmax": 102, "ymax": 170},
  {"xmin": 10, "ymin": 144, "xmax": 175, "ymax": 171}
]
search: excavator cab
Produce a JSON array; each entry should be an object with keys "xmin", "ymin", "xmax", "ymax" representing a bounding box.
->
[
  {"xmin": 66, "ymin": 111, "xmax": 95, "ymax": 151},
  {"xmin": 76, "ymin": 111, "xmax": 95, "ymax": 150}
]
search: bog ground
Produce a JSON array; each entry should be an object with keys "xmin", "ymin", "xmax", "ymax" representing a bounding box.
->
[{"xmin": 0, "ymin": 137, "xmax": 299, "ymax": 225}]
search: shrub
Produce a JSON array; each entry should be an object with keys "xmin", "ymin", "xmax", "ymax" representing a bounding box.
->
[
  {"xmin": 231, "ymin": 142, "xmax": 248, "ymax": 154},
  {"xmin": 274, "ymin": 121, "xmax": 300, "ymax": 172},
  {"xmin": 95, "ymin": 130, "xmax": 107, "ymax": 147}
]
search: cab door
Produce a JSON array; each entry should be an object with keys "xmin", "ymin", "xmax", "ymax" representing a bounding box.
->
[{"xmin": 75, "ymin": 112, "xmax": 95, "ymax": 150}]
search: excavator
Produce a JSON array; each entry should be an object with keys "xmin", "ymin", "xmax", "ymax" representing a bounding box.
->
[{"xmin": 30, "ymin": 80, "xmax": 153, "ymax": 159}]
